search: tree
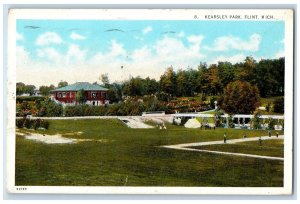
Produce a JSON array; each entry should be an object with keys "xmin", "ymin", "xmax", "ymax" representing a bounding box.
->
[
  {"xmin": 217, "ymin": 61, "xmax": 235, "ymax": 89},
  {"xmin": 39, "ymin": 85, "xmax": 55, "ymax": 96},
  {"xmin": 273, "ymin": 97, "xmax": 284, "ymax": 113},
  {"xmin": 58, "ymin": 81, "xmax": 68, "ymax": 88},
  {"xmin": 76, "ymin": 89, "xmax": 86, "ymax": 104},
  {"xmin": 144, "ymin": 77, "xmax": 159, "ymax": 95},
  {"xmin": 100, "ymin": 73, "xmax": 110, "ymax": 87},
  {"xmin": 176, "ymin": 70, "xmax": 188, "ymax": 96},
  {"xmin": 122, "ymin": 77, "xmax": 145, "ymax": 96},
  {"xmin": 220, "ymin": 80, "xmax": 260, "ymax": 114},
  {"xmin": 159, "ymin": 67, "xmax": 177, "ymax": 96},
  {"xmin": 16, "ymin": 82, "xmax": 25, "ymax": 95},
  {"xmin": 254, "ymin": 58, "xmax": 284, "ymax": 97},
  {"xmin": 235, "ymin": 56, "xmax": 257, "ymax": 83}
]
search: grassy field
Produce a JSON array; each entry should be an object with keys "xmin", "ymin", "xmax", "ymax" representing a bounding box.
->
[
  {"xmin": 191, "ymin": 139, "xmax": 284, "ymax": 158},
  {"xmin": 16, "ymin": 119, "xmax": 284, "ymax": 187}
]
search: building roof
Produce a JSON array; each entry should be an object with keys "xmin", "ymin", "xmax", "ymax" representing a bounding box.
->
[{"xmin": 51, "ymin": 82, "xmax": 108, "ymax": 92}]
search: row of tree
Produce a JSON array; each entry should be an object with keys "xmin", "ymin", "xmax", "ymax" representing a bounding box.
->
[
  {"xmin": 17, "ymin": 81, "xmax": 69, "ymax": 96},
  {"xmin": 119, "ymin": 57, "xmax": 284, "ymax": 98}
]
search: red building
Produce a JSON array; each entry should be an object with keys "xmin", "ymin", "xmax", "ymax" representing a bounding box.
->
[{"xmin": 50, "ymin": 82, "xmax": 109, "ymax": 106}]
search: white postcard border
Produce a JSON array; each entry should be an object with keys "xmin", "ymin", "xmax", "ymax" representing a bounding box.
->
[{"xmin": 6, "ymin": 9, "xmax": 294, "ymax": 195}]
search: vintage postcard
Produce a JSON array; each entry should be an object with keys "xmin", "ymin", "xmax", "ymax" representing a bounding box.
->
[{"xmin": 6, "ymin": 9, "xmax": 294, "ymax": 194}]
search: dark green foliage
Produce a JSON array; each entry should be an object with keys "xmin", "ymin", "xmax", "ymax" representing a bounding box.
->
[
  {"xmin": 76, "ymin": 89, "xmax": 87, "ymax": 104},
  {"xmin": 33, "ymin": 118, "xmax": 41, "ymax": 130},
  {"xmin": 266, "ymin": 103, "xmax": 271, "ymax": 113},
  {"xmin": 273, "ymin": 97, "xmax": 284, "ymax": 113},
  {"xmin": 252, "ymin": 111, "xmax": 262, "ymax": 130},
  {"xmin": 214, "ymin": 109, "xmax": 224, "ymax": 127},
  {"xmin": 16, "ymin": 118, "xmax": 25, "ymax": 128},
  {"xmin": 58, "ymin": 81, "xmax": 68, "ymax": 88},
  {"xmin": 16, "ymin": 118, "xmax": 50, "ymax": 130},
  {"xmin": 24, "ymin": 119, "xmax": 32, "ymax": 129},
  {"xmin": 63, "ymin": 96, "xmax": 169, "ymax": 116},
  {"xmin": 16, "ymin": 83, "xmax": 36, "ymax": 96},
  {"xmin": 16, "ymin": 96, "xmax": 46, "ymax": 103},
  {"xmin": 220, "ymin": 80, "xmax": 260, "ymax": 114},
  {"xmin": 37, "ymin": 98, "xmax": 63, "ymax": 117},
  {"xmin": 228, "ymin": 115, "xmax": 235, "ymax": 128},
  {"xmin": 268, "ymin": 118, "xmax": 275, "ymax": 130},
  {"xmin": 159, "ymin": 67, "xmax": 177, "ymax": 96},
  {"xmin": 42, "ymin": 120, "xmax": 50, "ymax": 129},
  {"xmin": 39, "ymin": 85, "xmax": 55, "ymax": 96}
]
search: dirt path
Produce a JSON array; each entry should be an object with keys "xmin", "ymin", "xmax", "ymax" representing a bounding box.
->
[{"xmin": 162, "ymin": 135, "xmax": 284, "ymax": 161}]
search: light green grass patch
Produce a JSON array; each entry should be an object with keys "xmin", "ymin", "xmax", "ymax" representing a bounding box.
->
[{"xmin": 191, "ymin": 139, "xmax": 283, "ymax": 158}]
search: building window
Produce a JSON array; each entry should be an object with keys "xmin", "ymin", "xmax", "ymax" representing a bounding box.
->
[
  {"xmin": 62, "ymin": 92, "xmax": 66, "ymax": 98},
  {"xmin": 91, "ymin": 92, "xmax": 98, "ymax": 99},
  {"xmin": 58, "ymin": 92, "xmax": 62, "ymax": 98}
]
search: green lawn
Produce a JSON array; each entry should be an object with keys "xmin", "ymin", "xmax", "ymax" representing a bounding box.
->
[
  {"xmin": 16, "ymin": 119, "xmax": 284, "ymax": 187},
  {"xmin": 191, "ymin": 139, "xmax": 284, "ymax": 158}
]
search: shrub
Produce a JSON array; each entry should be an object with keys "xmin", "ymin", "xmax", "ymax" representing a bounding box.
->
[
  {"xmin": 273, "ymin": 97, "xmax": 284, "ymax": 113},
  {"xmin": 228, "ymin": 115, "xmax": 235, "ymax": 128},
  {"xmin": 42, "ymin": 120, "xmax": 50, "ymax": 129},
  {"xmin": 33, "ymin": 118, "xmax": 41, "ymax": 130},
  {"xmin": 24, "ymin": 119, "xmax": 32, "ymax": 129},
  {"xmin": 252, "ymin": 111, "xmax": 261, "ymax": 130},
  {"xmin": 37, "ymin": 98, "xmax": 63, "ymax": 117},
  {"xmin": 268, "ymin": 118, "xmax": 275, "ymax": 130},
  {"xmin": 16, "ymin": 118, "xmax": 25, "ymax": 128}
]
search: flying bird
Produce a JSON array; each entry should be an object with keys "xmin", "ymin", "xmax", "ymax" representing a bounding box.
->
[
  {"xmin": 104, "ymin": 29, "xmax": 125, "ymax": 32},
  {"xmin": 24, "ymin": 26, "xmax": 40, "ymax": 29}
]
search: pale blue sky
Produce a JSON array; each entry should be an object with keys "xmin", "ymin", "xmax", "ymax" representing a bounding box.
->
[{"xmin": 16, "ymin": 20, "xmax": 285, "ymax": 86}]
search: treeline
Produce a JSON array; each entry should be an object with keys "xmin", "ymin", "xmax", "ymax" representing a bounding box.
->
[
  {"xmin": 120, "ymin": 57, "xmax": 284, "ymax": 98},
  {"xmin": 17, "ymin": 56, "xmax": 284, "ymax": 99},
  {"xmin": 17, "ymin": 81, "xmax": 69, "ymax": 96}
]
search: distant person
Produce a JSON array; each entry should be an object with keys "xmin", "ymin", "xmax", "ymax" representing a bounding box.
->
[
  {"xmin": 243, "ymin": 134, "xmax": 247, "ymax": 138},
  {"xmin": 268, "ymin": 130, "xmax": 271, "ymax": 137},
  {"xmin": 224, "ymin": 133, "xmax": 227, "ymax": 144},
  {"xmin": 276, "ymin": 132, "xmax": 279, "ymax": 138},
  {"xmin": 259, "ymin": 136, "xmax": 262, "ymax": 145}
]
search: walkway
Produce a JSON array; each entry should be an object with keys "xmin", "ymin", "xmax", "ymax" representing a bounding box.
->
[{"xmin": 162, "ymin": 135, "xmax": 284, "ymax": 161}]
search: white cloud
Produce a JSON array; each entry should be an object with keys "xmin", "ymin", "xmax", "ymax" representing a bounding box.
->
[
  {"xmin": 209, "ymin": 54, "xmax": 246, "ymax": 65},
  {"xmin": 16, "ymin": 46, "xmax": 30, "ymax": 66},
  {"xmin": 70, "ymin": 32, "xmax": 86, "ymax": 40},
  {"xmin": 66, "ymin": 44, "xmax": 87, "ymax": 63},
  {"xmin": 142, "ymin": 26, "xmax": 152, "ymax": 35},
  {"xmin": 206, "ymin": 33, "xmax": 262, "ymax": 52},
  {"xmin": 16, "ymin": 32, "xmax": 24, "ymax": 41},
  {"xmin": 274, "ymin": 50, "xmax": 285, "ymax": 58},
  {"xmin": 108, "ymin": 40, "xmax": 127, "ymax": 57},
  {"xmin": 131, "ymin": 46, "xmax": 152, "ymax": 62},
  {"xmin": 36, "ymin": 44, "xmax": 87, "ymax": 65},
  {"xmin": 36, "ymin": 32, "xmax": 63, "ymax": 46},
  {"xmin": 177, "ymin": 31, "xmax": 185, "ymax": 38},
  {"xmin": 17, "ymin": 36, "xmax": 207, "ymax": 86},
  {"xmin": 37, "ymin": 47, "xmax": 63, "ymax": 64}
]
